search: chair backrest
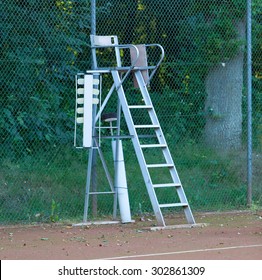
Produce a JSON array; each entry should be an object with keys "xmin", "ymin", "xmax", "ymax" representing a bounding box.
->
[
  {"xmin": 90, "ymin": 35, "xmax": 122, "ymax": 69},
  {"xmin": 130, "ymin": 44, "xmax": 149, "ymax": 87}
]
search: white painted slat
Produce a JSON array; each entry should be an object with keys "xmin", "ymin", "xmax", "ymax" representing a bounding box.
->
[
  {"xmin": 93, "ymin": 89, "xmax": 100, "ymax": 95},
  {"xmin": 77, "ymin": 88, "xmax": 84, "ymax": 94},
  {"xmin": 76, "ymin": 117, "xmax": 84, "ymax": 124},
  {"xmin": 92, "ymin": 98, "xmax": 99, "ymax": 104},
  {"xmin": 93, "ymin": 79, "xmax": 100, "ymax": 85},
  {"xmin": 77, "ymin": 78, "xmax": 84, "ymax": 85},
  {"xmin": 77, "ymin": 98, "xmax": 84, "ymax": 104},
  {"xmin": 76, "ymin": 107, "xmax": 84, "ymax": 114}
]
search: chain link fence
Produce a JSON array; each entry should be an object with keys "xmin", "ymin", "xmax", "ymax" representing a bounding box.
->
[{"xmin": 1, "ymin": 0, "xmax": 261, "ymax": 224}]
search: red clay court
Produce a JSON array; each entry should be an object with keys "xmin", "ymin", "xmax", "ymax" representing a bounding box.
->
[{"xmin": 0, "ymin": 211, "xmax": 261, "ymax": 260}]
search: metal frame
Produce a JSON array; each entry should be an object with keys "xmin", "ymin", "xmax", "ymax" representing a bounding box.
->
[{"xmin": 76, "ymin": 35, "xmax": 194, "ymax": 227}]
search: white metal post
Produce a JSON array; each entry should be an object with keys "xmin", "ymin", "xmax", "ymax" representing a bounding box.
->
[{"xmin": 112, "ymin": 140, "xmax": 132, "ymax": 223}]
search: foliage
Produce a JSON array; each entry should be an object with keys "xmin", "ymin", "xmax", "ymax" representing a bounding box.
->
[
  {"xmin": 50, "ymin": 199, "xmax": 60, "ymax": 222},
  {"xmin": 0, "ymin": 0, "xmax": 90, "ymax": 158},
  {"xmin": 1, "ymin": 0, "xmax": 260, "ymax": 159},
  {"xmin": 252, "ymin": 0, "xmax": 262, "ymax": 150}
]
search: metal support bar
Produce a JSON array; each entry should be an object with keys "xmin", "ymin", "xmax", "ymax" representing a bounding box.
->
[
  {"xmin": 247, "ymin": 0, "xmax": 252, "ymax": 206},
  {"xmin": 94, "ymin": 138, "xmax": 114, "ymax": 192},
  {"xmin": 83, "ymin": 147, "xmax": 94, "ymax": 223},
  {"xmin": 112, "ymin": 98, "xmax": 122, "ymax": 219}
]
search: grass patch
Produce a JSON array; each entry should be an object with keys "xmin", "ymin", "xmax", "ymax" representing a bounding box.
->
[{"xmin": 0, "ymin": 142, "xmax": 261, "ymax": 224}]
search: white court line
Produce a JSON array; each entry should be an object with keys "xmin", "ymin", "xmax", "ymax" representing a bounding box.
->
[{"xmin": 99, "ymin": 244, "xmax": 262, "ymax": 260}]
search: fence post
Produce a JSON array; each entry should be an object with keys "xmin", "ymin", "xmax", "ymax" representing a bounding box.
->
[
  {"xmin": 91, "ymin": 0, "xmax": 96, "ymax": 39},
  {"xmin": 247, "ymin": 0, "xmax": 252, "ymax": 207}
]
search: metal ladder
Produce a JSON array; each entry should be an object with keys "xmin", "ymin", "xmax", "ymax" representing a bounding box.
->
[{"xmin": 111, "ymin": 69, "xmax": 195, "ymax": 227}]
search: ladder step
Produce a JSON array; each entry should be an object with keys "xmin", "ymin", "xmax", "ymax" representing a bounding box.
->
[
  {"xmin": 89, "ymin": 191, "xmax": 115, "ymax": 195},
  {"xmin": 134, "ymin": 125, "xmax": 159, "ymax": 129},
  {"xmin": 128, "ymin": 105, "xmax": 153, "ymax": 109},
  {"xmin": 146, "ymin": 163, "xmax": 173, "ymax": 168},
  {"xmin": 159, "ymin": 203, "xmax": 188, "ymax": 208},
  {"xmin": 140, "ymin": 144, "xmax": 166, "ymax": 148},
  {"xmin": 153, "ymin": 183, "xmax": 181, "ymax": 188}
]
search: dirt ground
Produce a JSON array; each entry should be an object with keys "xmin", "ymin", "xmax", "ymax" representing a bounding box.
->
[{"xmin": 0, "ymin": 211, "xmax": 261, "ymax": 260}]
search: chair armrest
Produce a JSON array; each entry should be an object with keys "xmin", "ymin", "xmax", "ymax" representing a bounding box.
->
[
  {"xmin": 91, "ymin": 44, "xmax": 140, "ymax": 70},
  {"xmin": 145, "ymin": 44, "xmax": 165, "ymax": 84}
]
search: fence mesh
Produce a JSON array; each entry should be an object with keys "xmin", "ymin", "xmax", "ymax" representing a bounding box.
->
[{"xmin": 1, "ymin": 0, "xmax": 261, "ymax": 224}]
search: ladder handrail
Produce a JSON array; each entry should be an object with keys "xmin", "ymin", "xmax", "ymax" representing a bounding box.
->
[{"xmin": 144, "ymin": 44, "xmax": 165, "ymax": 85}]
